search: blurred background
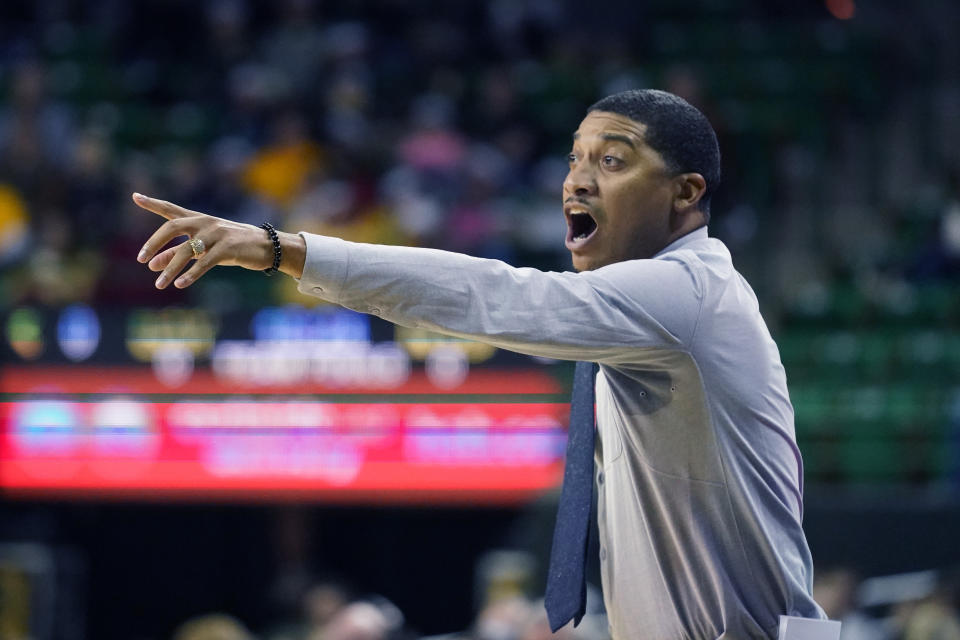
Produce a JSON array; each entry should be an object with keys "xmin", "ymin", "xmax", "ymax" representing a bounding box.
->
[{"xmin": 1, "ymin": 0, "xmax": 959, "ymax": 638}]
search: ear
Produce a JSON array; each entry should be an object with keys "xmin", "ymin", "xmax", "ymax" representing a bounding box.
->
[{"xmin": 672, "ymin": 173, "xmax": 707, "ymax": 214}]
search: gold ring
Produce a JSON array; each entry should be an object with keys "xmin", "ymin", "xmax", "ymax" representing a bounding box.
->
[{"xmin": 188, "ymin": 237, "xmax": 206, "ymax": 257}]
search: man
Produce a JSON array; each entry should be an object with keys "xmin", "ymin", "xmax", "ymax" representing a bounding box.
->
[{"xmin": 134, "ymin": 89, "xmax": 825, "ymax": 638}]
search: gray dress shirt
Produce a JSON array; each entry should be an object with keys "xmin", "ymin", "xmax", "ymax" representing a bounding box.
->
[{"xmin": 296, "ymin": 227, "xmax": 825, "ymax": 639}]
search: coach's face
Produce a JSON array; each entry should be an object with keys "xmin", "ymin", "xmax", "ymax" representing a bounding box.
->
[{"xmin": 563, "ymin": 111, "xmax": 692, "ymax": 271}]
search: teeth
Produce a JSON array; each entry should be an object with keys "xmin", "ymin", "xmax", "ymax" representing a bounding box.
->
[{"xmin": 568, "ymin": 209, "xmax": 597, "ymax": 244}]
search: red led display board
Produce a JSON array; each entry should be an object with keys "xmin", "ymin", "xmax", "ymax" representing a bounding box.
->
[{"xmin": 0, "ymin": 366, "xmax": 568, "ymax": 504}]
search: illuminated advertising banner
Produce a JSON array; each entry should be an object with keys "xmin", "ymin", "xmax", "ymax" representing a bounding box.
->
[
  {"xmin": 1, "ymin": 306, "xmax": 571, "ymax": 504},
  {"xmin": 0, "ymin": 368, "xmax": 568, "ymax": 504}
]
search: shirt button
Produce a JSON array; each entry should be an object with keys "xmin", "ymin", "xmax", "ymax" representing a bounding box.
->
[
  {"xmin": 313, "ymin": 286, "xmax": 324, "ymax": 293},
  {"xmin": 597, "ymin": 471, "xmax": 604, "ymax": 485},
  {"xmin": 600, "ymin": 547, "xmax": 607, "ymax": 561}
]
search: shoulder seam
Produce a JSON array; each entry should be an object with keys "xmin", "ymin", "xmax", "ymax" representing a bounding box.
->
[{"xmin": 684, "ymin": 254, "xmax": 708, "ymax": 350}]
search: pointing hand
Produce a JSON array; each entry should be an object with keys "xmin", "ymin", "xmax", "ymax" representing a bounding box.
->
[{"xmin": 132, "ymin": 193, "xmax": 304, "ymax": 288}]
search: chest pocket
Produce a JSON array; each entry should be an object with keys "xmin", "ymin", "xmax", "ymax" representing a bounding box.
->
[{"xmin": 601, "ymin": 354, "xmax": 725, "ymax": 485}]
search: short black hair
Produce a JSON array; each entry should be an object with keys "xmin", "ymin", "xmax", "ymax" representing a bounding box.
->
[{"xmin": 588, "ymin": 89, "xmax": 720, "ymax": 219}]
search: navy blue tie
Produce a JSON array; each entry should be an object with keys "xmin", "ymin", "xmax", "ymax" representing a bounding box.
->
[{"xmin": 545, "ymin": 361, "xmax": 598, "ymax": 632}]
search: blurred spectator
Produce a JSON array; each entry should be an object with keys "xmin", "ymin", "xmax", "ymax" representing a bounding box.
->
[
  {"xmin": 470, "ymin": 595, "xmax": 597, "ymax": 640},
  {"xmin": 908, "ymin": 168, "xmax": 960, "ymax": 279},
  {"xmin": 310, "ymin": 599, "xmax": 403, "ymax": 640},
  {"xmin": 242, "ymin": 110, "xmax": 324, "ymax": 210},
  {"xmin": 902, "ymin": 600, "xmax": 960, "ymax": 640},
  {"xmin": 304, "ymin": 582, "xmax": 350, "ymax": 631},
  {"xmin": 173, "ymin": 613, "xmax": 257, "ymax": 640},
  {"xmin": 0, "ymin": 60, "xmax": 75, "ymax": 184},
  {"xmin": 0, "ymin": 182, "xmax": 29, "ymax": 266},
  {"xmin": 812, "ymin": 567, "xmax": 889, "ymax": 640},
  {"xmin": 814, "ymin": 567, "xmax": 859, "ymax": 621},
  {"xmin": 473, "ymin": 595, "xmax": 533, "ymax": 640},
  {"xmin": 263, "ymin": 579, "xmax": 351, "ymax": 640},
  {"xmin": 900, "ymin": 570, "xmax": 960, "ymax": 640},
  {"xmin": 259, "ymin": 0, "xmax": 328, "ymax": 101},
  {"xmin": 517, "ymin": 604, "xmax": 578, "ymax": 640},
  {"xmin": 205, "ymin": 0, "xmax": 252, "ymax": 74}
]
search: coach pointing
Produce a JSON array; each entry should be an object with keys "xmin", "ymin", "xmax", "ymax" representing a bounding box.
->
[{"xmin": 135, "ymin": 89, "xmax": 826, "ymax": 639}]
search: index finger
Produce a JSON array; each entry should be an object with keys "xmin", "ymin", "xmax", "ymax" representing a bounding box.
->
[{"xmin": 132, "ymin": 193, "xmax": 191, "ymax": 220}]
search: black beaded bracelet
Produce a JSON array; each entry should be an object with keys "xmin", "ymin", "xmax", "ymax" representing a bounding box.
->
[{"xmin": 260, "ymin": 222, "xmax": 281, "ymax": 276}]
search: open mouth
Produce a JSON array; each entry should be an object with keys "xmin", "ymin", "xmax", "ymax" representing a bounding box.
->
[{"xmin": 568, "ymin": 211, "xmax": 598, "ymax": 243}]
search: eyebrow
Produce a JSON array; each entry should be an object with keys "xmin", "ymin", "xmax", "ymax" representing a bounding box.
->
[{"xmin": 572, "ymin": 132, "xmax": 637, "ymax": 149}]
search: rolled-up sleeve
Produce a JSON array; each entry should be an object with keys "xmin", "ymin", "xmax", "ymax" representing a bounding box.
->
[{"xmin": 296, "ymin": 232, "xmax": 704, "ymax": 364}]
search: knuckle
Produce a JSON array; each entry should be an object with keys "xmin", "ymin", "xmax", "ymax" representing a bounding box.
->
[{"xmin": 209, "ymin": 220, "xmax": 229, "ymax": 237}]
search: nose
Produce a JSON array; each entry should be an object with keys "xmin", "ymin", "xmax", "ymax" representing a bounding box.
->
[{"xmin": 564, "ymin": 162, "xmax": 597, "ymax": 197}]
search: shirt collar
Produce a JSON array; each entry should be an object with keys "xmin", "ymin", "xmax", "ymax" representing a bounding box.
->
[{"xmin": 653, "ymin": 225, "xmax": 708, "ymax": 258}]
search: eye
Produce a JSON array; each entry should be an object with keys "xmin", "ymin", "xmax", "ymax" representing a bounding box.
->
[
  {"xmin": 566, "ymin": 152, "xmax": 578, "ymax": 164},
  {"xmin": 602, "ymin": 155, "xmax": 623, "ymax": 168}
]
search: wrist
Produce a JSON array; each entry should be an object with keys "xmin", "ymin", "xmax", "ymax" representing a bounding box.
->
[
  {"xmin": 244, "ymin": 223, "xmax": 275, "ymax": 270},
  {"xmin": 278, "ymin": 231, "xmax": 306, "ymax": 279},
  {"xmin": 260, "ymin": 222, "xmax": 282, "ymax": 275}
]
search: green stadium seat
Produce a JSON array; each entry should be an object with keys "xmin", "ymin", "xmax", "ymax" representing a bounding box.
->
[{"xmin": 839, "ymin": 438, "xmax": 905, "ymax": 483}]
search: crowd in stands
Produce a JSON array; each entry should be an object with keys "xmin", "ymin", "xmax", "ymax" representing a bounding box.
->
[
  {"xmin": 1, "ymin": 0, "xmax": 958, "ymax": 316},
  {"xmin": 165, "ymin": 564, "xmax": 960, "ymax": 640},
  {"xmin": 167, "ymin": 562, "xmax": 600, "ymax": 640}
]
